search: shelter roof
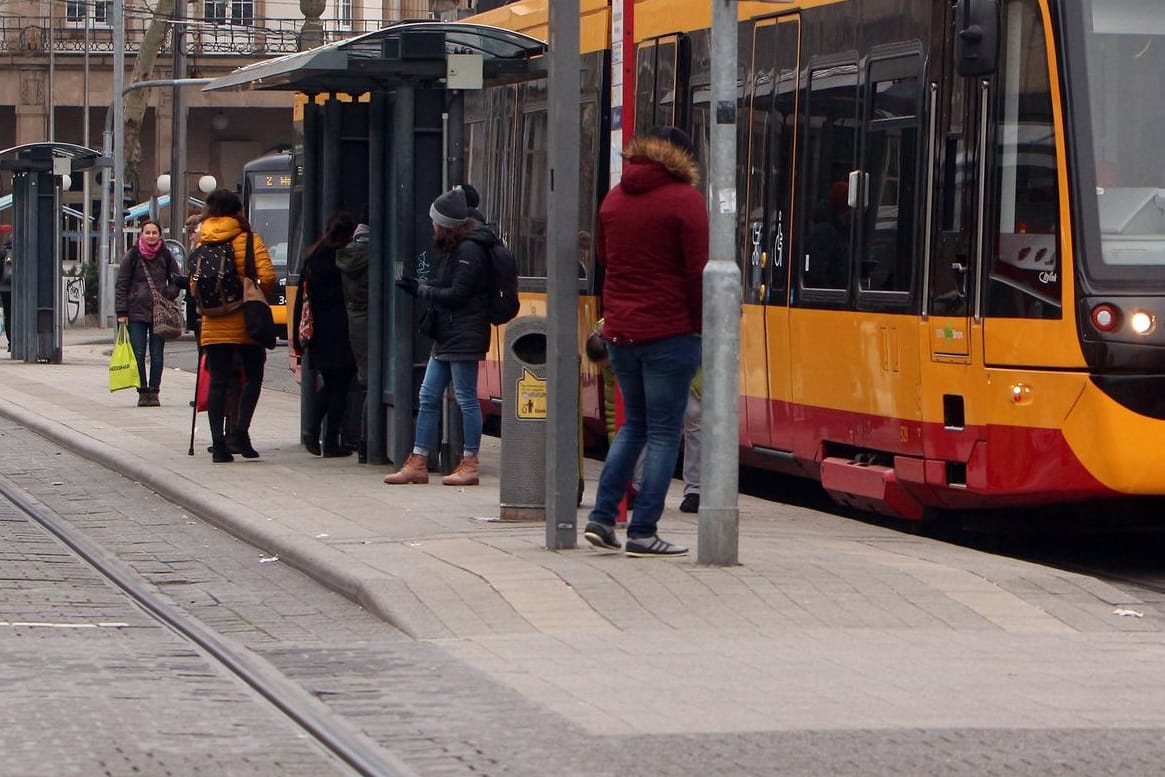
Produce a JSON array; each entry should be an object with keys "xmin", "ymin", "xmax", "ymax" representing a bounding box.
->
[
  {"xmin": 203, "ymin": 20, "xmax": 547, "ymax": 94},
  {"xmin": 0, "ymin": 143, "xmax": 105, "ymax": 173}
]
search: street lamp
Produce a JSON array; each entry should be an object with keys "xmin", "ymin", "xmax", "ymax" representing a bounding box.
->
[{"xmin": 156, "ymin": 173, "xmax": 215, "ymax": 233}]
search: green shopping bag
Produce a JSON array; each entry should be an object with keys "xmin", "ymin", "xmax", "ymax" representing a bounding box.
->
[{"xmin": 109, "ymin": 323, "xmax": 140, "ymax": 392}]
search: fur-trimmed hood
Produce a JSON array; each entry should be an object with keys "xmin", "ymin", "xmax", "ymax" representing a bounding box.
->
[{"xmin": 620, "ymin": 136, "xmax": 700, "ymax": 193}]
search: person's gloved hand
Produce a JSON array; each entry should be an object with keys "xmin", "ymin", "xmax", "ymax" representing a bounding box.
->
[{"xmin": 395, "ymin": 277, "xmax": 419, "ymax": 296}]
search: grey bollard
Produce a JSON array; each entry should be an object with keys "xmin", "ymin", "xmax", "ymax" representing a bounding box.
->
[{"xmin": 500, "ymin": 315, "xmax": 547, "ymax": 521}]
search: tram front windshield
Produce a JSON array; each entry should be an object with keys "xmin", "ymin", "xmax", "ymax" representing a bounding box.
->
[
  {"xmin": 1082, "ymin": 0, "xmax": 1165, "ymax": 279},
  {"xmin": 248, "ymin": 189, "xmax": 290, "ymax": 271}
]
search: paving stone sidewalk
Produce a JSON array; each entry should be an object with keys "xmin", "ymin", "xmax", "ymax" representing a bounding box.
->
[{"xmin": 2, "ymin": 328, "xmax": 1165, "ymax": 740}]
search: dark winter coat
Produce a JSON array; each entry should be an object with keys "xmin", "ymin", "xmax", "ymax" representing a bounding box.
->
[
  {"xmin": 293, "ymin": 244, "xmax": 355, "ymax": 373},
  {"xmin": 595, "ymin": 135, "xmax": 708, "ymax": 344},
  {"xmin": 336, "ymin": 233, "xmax": 369, "ymax": 386},
  {"xmin": 418, "ymin": 224, "xmax": 494, "ymax": 360},
  {"xmin": 115, "ymin": 244, "xmax": 182, "ymax": 324}
]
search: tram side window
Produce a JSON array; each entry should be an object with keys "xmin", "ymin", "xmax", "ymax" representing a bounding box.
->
[
  {"xmin": 519, "ymin": 102, "xmax": 549, "ymax": 279},
  {"xmin": 986, "ymin": 0, "xmax": 1061, "ymax": 319},
  {"xmin": 489, "ymin": 86, "xmax": 520, "ymax": 244},
  {"xmin": 635, "ymin": 38, "xmax": 681, "ymax": 133},
  {"xmin": 578, "ymin": 97, "xmax": 601, "ymax": 282},
  {"xmin": 655, "ymin": 40, "xmax": 678, "ymax": 128},
  {"xmin": 859, "ymin": 65, "xmax": 921, "ymax": 296},
  {"xmin": 800, "ymin": 63, "xmax": 859, "ymax": 294},
  {"xmin": 635, "ymin": 43, "xmax": 656, "ymax": 133}
]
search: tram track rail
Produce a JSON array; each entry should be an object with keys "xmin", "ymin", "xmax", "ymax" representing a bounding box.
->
[{"xmin": 0, "ymin": 472, "xmax": 419, "ymax": 777}]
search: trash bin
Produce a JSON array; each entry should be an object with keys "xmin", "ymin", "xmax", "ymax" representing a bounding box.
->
[{"xmin": 500, "ymin": 315, "xmax": 547, "ymax": 521}]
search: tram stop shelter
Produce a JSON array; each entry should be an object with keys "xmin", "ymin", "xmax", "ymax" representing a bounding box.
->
[
  {"xmin": 0, "ymin": 143, "xmax": 105, "ymax": 364},
  {"xmin": 204, "ymin": 21, "xmax": 546, "ymax": 467}
]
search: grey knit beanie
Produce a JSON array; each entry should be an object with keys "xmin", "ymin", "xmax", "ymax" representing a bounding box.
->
[{"xmin": 429, "ymin": 187, "xmax": 469, "ymax": 229}]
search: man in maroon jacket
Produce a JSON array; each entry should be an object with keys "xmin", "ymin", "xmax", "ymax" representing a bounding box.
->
[{"xmin": 583, "ymin": 126, "xmax": 707, "ymax": 558}]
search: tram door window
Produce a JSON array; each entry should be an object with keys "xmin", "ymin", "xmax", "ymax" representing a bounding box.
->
[
  {"xmin": 798, "ymin": 61, "xmax": 859, "ymax": 299},
  {"xmin": 742, "ymin": 18, "xmax": 799, "ymax": 306},
  {"xmin": 985, "ymin": 0, "xmax": 1062, "ymax": 319},
  {"xmin": 767, "ymin": 19, "xmax": 798, "ymax": 306},
  {"xmin": 685, "ymin": 29, "xmax": 713, "ymax": 189},
  {"xmin": 857, "ymin": 57, "xmax": 922, "ymax": 299},
  {"xmin": 930, "ymin": 56, "xmax": 975, "ymax": 319}
]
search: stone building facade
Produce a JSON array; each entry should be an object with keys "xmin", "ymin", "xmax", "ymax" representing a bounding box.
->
[{"xmin": 0, "ymin": 1, "xmax": 465, "ymax": 211}]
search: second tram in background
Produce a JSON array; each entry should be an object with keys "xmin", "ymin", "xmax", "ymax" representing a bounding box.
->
[
  {"xmin": 465, "ymin": 0, "xmax": 1165, "ymax": 521},
  {"xmin": 241, "ymin": 150, "xmax": 293, "ymax": 333}
]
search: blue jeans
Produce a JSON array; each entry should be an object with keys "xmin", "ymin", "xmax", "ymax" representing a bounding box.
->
[
  {"xmin": 413, "ymin": 356, "xmax": 482, "ymax": 456},
  {"xmin": 589, "ymin": 334, "xmax": 700, "ymax": 539},
  {"xmin": 127, "ymin": 320, "xmax": 165, "ymax": 390}
]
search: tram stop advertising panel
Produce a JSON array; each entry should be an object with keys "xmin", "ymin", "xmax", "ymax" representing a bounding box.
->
[
  {"xmin": 203, "ymin": 22, "xmax": 546, "ymax": 467},
  {"xmin": 0, "ymin": 143, "xmax": 105, "ymax": 364}
]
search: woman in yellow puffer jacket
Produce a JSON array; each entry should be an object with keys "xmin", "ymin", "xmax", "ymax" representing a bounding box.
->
[{"xmin": 190, "ymin": 189, "xmax": 276, "ymax": 463}]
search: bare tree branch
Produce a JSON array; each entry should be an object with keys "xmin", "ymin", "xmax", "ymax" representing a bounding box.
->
[{"xmin": 124, "ymin": 0, "xmax": 176, "ymax": 198}]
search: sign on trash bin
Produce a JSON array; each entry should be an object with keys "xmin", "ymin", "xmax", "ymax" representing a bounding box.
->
[{"xmin": 516, "ymin": 368, "xmax": 546, "ymax": 419}]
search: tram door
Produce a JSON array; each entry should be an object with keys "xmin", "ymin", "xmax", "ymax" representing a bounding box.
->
[
  {"xmin": 927, "ymin": 27, "xmax": 981, "ymax": 359},
  {"xmin": 741, "ymin": 15, "xmax": 799, "ymax": 453}
]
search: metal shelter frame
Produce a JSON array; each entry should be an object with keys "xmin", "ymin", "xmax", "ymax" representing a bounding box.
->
[
  {"xmin": 204, "ymin": 21, "xmax": 546, "ymax": 467},
  {"xmin": 0, "ymin": 143, "xmax": 106, "ymax": 364}
]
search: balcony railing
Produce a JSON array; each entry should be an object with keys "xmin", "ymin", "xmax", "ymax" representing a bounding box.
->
[{"xmin": 0, "ymin": 12, "xmax": 439, "ymax": 58}]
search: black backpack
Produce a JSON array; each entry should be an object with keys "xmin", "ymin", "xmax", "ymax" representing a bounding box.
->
[
  {"xmin": 475, "ymin": 238, "xmax": 520, "ymax": 325},
  {"xmin": 190, "ymin": 239, "xmax": 244, "ymax": 317}
]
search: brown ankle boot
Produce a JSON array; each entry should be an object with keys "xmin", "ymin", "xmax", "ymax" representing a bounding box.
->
[
  {"xmin": 442, "ymin": 454, "xmax": 479, "ymax": 486},
  {"xmin": 383, "ymin": 453, "xmax": 429, "ymax": 484}
]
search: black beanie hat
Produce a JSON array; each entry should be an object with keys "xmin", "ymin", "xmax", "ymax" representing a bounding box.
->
[
  {"xmin": 461, "ymin": 184, "xmax": 481, "ymax": 209},
  {"xmin": 645, "ymin": 125, "xmax": 697, "ymax": 160},
  {"xmin": 430, "ymin": 188, "xmax": 469, "ymax": 229}
]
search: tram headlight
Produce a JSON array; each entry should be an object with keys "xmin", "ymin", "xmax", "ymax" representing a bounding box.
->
[
  {"xmin": 1130, "ymin": 310, "xmax": 1156, "ymax": 336},
  {"xmin": 1090, "ymin": 304, "xmax": 1119, "ymax": 333}
]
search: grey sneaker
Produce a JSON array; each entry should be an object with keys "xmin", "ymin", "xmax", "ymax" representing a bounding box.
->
[
  {"xmin": 625, "ymin": 535, "xmax": 688, "ymax": 558},
  {"xmin": 583, "ymin": 521, "xmax": 621, "ymax": 551}
]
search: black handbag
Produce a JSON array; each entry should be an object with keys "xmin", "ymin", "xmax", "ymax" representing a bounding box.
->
[{"xmin": 242, "ymin": 232, "xmax": 276, "ymax": 350}]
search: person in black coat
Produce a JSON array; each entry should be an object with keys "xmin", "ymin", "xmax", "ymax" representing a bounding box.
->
[
  {"xmin": 385, "ymin": 187, "xmax": 494, "ymax": 487},
  {"xmin": 292, "ymin": 211, "xmax": 357, "ymax": 457}
]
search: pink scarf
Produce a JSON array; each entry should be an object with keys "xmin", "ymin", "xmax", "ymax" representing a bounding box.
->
[{"xmin": 137, "ymin": 235, "xmax": 161, "ymax": 260}]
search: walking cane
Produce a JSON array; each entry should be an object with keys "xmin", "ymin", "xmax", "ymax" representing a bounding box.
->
[{"xmin": 188, "ymin": 351, "xmax": 202, "ymax": 455}]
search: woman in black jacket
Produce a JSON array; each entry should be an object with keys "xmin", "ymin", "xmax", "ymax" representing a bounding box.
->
[
  {"xmin": 385, "ymin": 187, "xmax": 494, "ymax": 486},
  {"xmin": 115, "ymin": 220, "xmax": 183, "ymax": 407},
  {"xmin": 293, "ymin": 211, "xmax": 357, "ymax": 457}
]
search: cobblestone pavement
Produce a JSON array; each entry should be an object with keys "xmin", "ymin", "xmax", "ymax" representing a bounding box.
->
[
  {"xmin": 6, "ymin": 381, "xmax": 1165, "ymax": 775},
  {"xmin": 0, "ymin": 476, "xmax": 352, "ymax": 775}
]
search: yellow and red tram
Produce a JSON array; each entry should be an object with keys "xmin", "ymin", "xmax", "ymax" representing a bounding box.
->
[{"xmin": 467, "ymin": 0, "xmax": 1165, "ymax": 519}]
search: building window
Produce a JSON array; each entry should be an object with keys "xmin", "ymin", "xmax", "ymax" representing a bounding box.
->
[
  {"xmin": 66, "ymin": 1, "xmax": 110, "ymax": 25},
  {"xmin": 335, "ymin": 0, "xmax": 353, "ymax": 30},
  {"xmin": 204, "ymin": 0, "xmax": 254, "ymax": 26}
]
